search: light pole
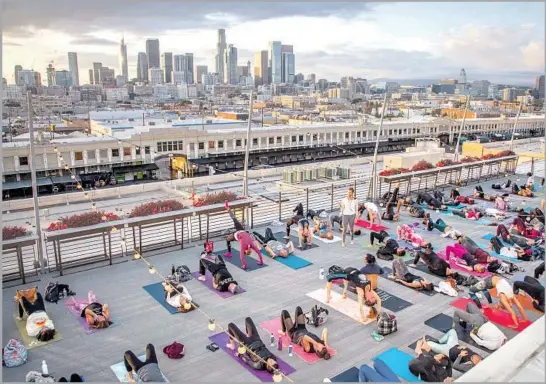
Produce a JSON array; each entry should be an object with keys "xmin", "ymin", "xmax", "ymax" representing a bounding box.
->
[
  {"xmin": 370, "ymin": 93, "xmax": 388, "ymax": 201},
  {"xmin": 243, "ymin": 90, "xmax": 254, "ymax": 199},
  {"xmin": 454, "ymin": 95, "xmax": 471, "ymax": 162},
  {"xmin": 509, "ymin": 100, "xmax": 524, "ymax": 151}
]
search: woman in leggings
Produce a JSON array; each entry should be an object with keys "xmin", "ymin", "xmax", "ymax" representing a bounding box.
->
[
  {"xmin": 370, "ymin": 230, "xmax": 406, "ymax": 256},
  {"xmin": 458, "ymin": 236, "xmax": 491, "ymax": 263},
  {"xmin": 285, "ymin": 203, "xmax": 304, "ymax": 239},
  {"xmin": 198, "ymin": 253, "xmax": 241, "ymax": 293},
  {"xmin": 397, "ymin": 224, "xmax": 426, "ymax": 247},
  {"xmin": 124, "ymin": 344, "xmax": 166, "ymax": 382},
  {"xmin": 224, "ymin": 210, "xmax": 264, "ymax": 270},
  {"xmin": 340, "ymin": 187, "xmax": 358, "ymax": 247},
  {"xmin": 496, "ymin": 224, "xmax": 537, "ymax": 247},
  {"xmin": 280, "ymin": 306, "xmax": 330, "ymax": 360},
  {"xmin": 444, "ymin": 243, "xmax": 489, "ymax": 273},
  {"xmin": 489, "ymin": 236, "xmax": 531, "ymax": 261},
  {"xmin": 536, "ymin": 262, "xmax": 545, "ymax": 279},
  {"xmin": 410, "ymin": 244, "xmax": 456, "ymax": 278},
  {"xmin": 359, "ymin": 361, "xmax": 400, "ymax": 382},
  {"xmin": 513, "ymin": 276, "xmax": 544, "ymax": 312}
]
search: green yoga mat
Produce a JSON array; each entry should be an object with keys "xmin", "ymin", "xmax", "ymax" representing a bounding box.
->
[{"xmin": 13, "ymin": 313, "xmax": 63, "ymax": 349}]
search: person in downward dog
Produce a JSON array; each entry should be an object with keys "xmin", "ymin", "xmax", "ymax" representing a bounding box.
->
[{"xmin": 224, "ymin": 209, "xmax": 264, "ymax": 270}]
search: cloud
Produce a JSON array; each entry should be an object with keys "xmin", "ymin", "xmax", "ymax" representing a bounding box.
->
[
  {"xmin": 70, "ymin": 36, "xmax": 119, "ymax": 46},
  {"xmin": 3, "ymin": 41, "xmax": 22, "ymax": 47}
]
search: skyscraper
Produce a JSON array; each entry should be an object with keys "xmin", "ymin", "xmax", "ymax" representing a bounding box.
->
[
  {"xmin": 137, "ymin": 53, "xmax": 148, "ymax": 82},
  {"xmin": 459, "ymin": 69, "xmax": 467, "ymax": 85},
  {"xmin": 194, "ymin": 65, "xmax": 208, "ymax": 84},
  {"xmin": 269, "ymin": 41, "xmax": 282, "ymax": 84},
  {"xmin": 120, "ymin": 38, "xmax": 128, "ymax": 80},
  {"xmin": 536, "ymin": 75, "xmax": 545, "ymax": 100},
  {"xmin": 18, "ymin": 70, "xmax": 36, "ymax": 88},
  {"xmin": 215, "ymin": 29, "xmax": 227, "ymax": 82},
  {"xmin": 34, "ymin": 71, "xmax": 42, "ymax": 86},
  {"xmin": 161, "ymin": 52, "xmax": 173, "ymax": 83},
  {"xmin": 55, "ymin": 70, "xmax": 73, "ymax": 88},
  {"xmin": 254, "ymin": 50, "xmax": 268, "ymax": 86},
  {"xmin": 185, "ymin": 53, "xmax": 194, "ymax": 84},
  {"xmin": 68, "ymin": 52, "xmax": 80, "ymax": 86},
  {"xmin": 88, "ymin": 69, "xmax": 94, "ymax": 84},
  {"xmin": 93, "ymin": 62, "xmax": 102, "ymax": 85},
  {"xmin": 224, "ymin": 45, "xmax": 238, "ymax": 85},
  {"xmin": 281, "ymin": 46, "xmax": 295, "ymax": 84},
  {"xmin": 14, "ymin": 65, "xmax": 22, "ymax": 85},
  {"xmin": 46, "ymin": 63, "xmax": 56, "ymax": 86},
  {"xmin": 146, "ymin": 39, "xmax": 160, "ymax": 69},
  {"xmin": 149, "ymin": 67, "xmax": 163, "ymax": 86}
]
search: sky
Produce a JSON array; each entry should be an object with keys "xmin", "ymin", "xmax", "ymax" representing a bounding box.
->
[{"xmin": 2, "ymin": 1, "xmax": 545, "ymax": 86}]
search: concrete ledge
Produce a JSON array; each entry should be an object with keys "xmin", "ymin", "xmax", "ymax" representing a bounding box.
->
[{"xmin": 456, "ymin": 316, "xmax": 545, "ymax": 382}]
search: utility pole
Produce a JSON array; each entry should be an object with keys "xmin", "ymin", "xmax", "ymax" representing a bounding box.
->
[
  {"xmin": 454, "ymin": 95, "xmax": 471, "ymax": 162},
  {"xmin": 509, "ymin": 100, "xmax": 524, "ymax": 150},
  {"xmin": 370, "ymin": 93, "xmax": 388, "ymax": 201},
  {"xmin": 243, "ymin": 90, "xmax": 254, "ymax": 199},
  {"xmin": 27, "ymin": 91, "xmax": 45, "ymax": 274}
]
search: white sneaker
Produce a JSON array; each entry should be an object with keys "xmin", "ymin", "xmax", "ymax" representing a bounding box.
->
[
  {"xmin": 283, "ymin": 235, "xmax": 289, "ymax": 240},
  {"xmin": 350, "ymin": 240, "xmax": 354, "ymax": 245},
  {"xmin": 341, "ymin": 242, "xmax": 346, "ymax": 247}
]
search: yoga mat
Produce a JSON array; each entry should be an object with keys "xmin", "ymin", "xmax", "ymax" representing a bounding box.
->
[
  {"xmin": 482, "ymin": 234, "xmax": 516, "ymax": 248},
  {"xmin": 330, "ymin": 367, "xmax": 360, "ymax": 382},
  {"xmin": 64, "ymin": 298, "xmax": 115, "ymax": 334},
  {"xmin": 306, "ymin": 288, "xmax": 375, "ymax": 324},
  {"xmin": 142, "ymin": 282, "xmax": 198, "ymax": 314},
  {"xmin": 407, "ymin": 335, "xmax": 439, "ymax": 351},
  {"xmin": 450, "ymin": 298, "xmax": 531, "ymax": 333},
  {"xmin": 259, "ymin": 318, "xmax": 337, "ymax": 364},
  {"xmin": 437, "ymin": 251, "xmax": 491, "ymax": 278},
  {"xmin": 372, "ymin": 348, "xmax": 422, "ymax": 382},
  {"xmin": 355, "ymin": 219, "xmax": 389, "ymax": 231},
  {"xmin": 490, "ymin": 288, "xmax": 543, "ymax": 313},
  {"xmin": 260, "ymin": 249, "xmax": 313, "ymax": 270},
  {"xmin": 406, "ymin": 260, "xmax": 446, "ymax": 279},
  {"xmin": 13, "ymin": 313, "xmax": 63, "ymax": 349},
  {"xmin": 273, "ymin": 232, "xmax": 319, "ymax": 251},
  {"xmin": 190, "ymin": 271, "xmax": 245, "ymax": 298},
  {"xmin": 380, "ymin": 266, "xmax": 437, "ymax": 296},
  {"xmin": 333, "ymin": 281, "xmax": 413, "ymax": 313},
  {"xmin": 208, "ymin": 332, "xmax": 296, "ymax": 381},
  {"xmin": 313, "ymin": 233, "xmax": 342, "ymax": 243},
  {"xmin": 478, "ymin": 244, "xmax": 523, "ymax": 263},
  {"xmin": 110, "ymin": 355, "xmax": 169, "ymax": 382},
  {"xmin": 216, "ymin": 249, "xmax": 269, "ymax": 271}
]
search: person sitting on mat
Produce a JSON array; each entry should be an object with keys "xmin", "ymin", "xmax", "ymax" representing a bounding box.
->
[
  {"xmin": 360, "ymin": 254, "xmax": 384, "ymax": 282},
  {"xmin": 418, "ymin": 333, "xmax": 482, "ymax": 373},
  {"xmin": 280, "ymin": 306, "xmax": 331, "ymax": 360},
  {"xmin": 69, "ymin": 291, "xmax": 112, "ymax": 328},
  {"xmin": 410, "ymin": 339, "xmax": 453, "ymax": 382},
  {"xmin": 296, "ymin": 217, "xmax": 313, "ymax": 249},
  {"xmin": 513, "ymin": 276, "xmax": 544, "ymax": 313},
  {"xmin": 198, "ymin": 253, "xmax": 240, "ymax": 294},
  {"xmin": 389, "ymin": 256, "xmax": 434, "ymax": 291},
  {"xmin": 253, "ymin": 228, "xmax": 295, "ymax": 258},
  {"xmin": 16, "ymin": 291, "xmax": 57, "ymax": 342},
  {"xmin": 369, "ymin": 230, "xmax": 406, "ymax": 259},
  {"xmin": 408, "ymin": 203, "xmax": 426, "ymax": 218},
  {"xmin": 227, "ymin": 317, "xmax": 279, "ymax": 373},
  {"xmin": 285, "ymin": 203, "xmax": 304, "ymax": 239},
  {"xmin": 468, "ymin": 275, "xmax": 528, "ymax": 329},
  {"xmin": 453, "ymin": 301, "xmax": 506, "ymax": 350},
  {"xmin": 488, "ymin": 236, "xmax": 532, "ymax": 261},
  {"xmin": 416, "ymin": 192, "xmax": 446, "ymax": 210},
  {"xmin": 310, "ymin": 211, "xmax": 335, "ymax": 240},
  {"xmin": 163, "ymin": 281, "xmax": 193, "ymax": 311},
  {"xmin": 225, "ymin": 210, "xmax": 264, "ymax": 270},
  {"xmin": 458, "ymin": 235, "xmax": 492, "ymax": 263},
  {"xmin": 358, "ymin": 360, "xmax": 401, "ymax": 382},
  {"xmin": 444, "ymin": 244, "xmax": 490, "ymax": 273},
  {"xmin": 410, "ymin": 243, "xmax": 457, "ymax": 278},
  {"xmin": 124, "ymin": 344, "xmax": 166, "ymax": 382},
  {"xmin": 397, "ymin": 224, "xmax": 426, "ymax": 247}
]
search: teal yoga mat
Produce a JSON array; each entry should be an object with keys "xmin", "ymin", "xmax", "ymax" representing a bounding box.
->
[
  {"xmin": 260, "ymin": 249, "xmax": 313, "ymax": 270},
  {"xmin": 477, "ymin": 243, "xmax": 523, "ymax": 263},
  {"xmin": 372, "ymin": 348, "xmax": 422, "ymax": 382},
  {"xmin": 216, "ymin": 249, "xmax": 268, "ymax": 271},
  {"xmin": 142, "ymin": 282, "xmax": 199, "ymax": 314}
]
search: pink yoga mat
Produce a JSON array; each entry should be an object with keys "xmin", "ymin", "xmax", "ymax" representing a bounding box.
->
[
  {"xmin": 437, "ymin": 251, "xmax": 491, "ymax": 278},
  {"xmin": 65, "ymin": 299, "xmax": 98, "ymax": 334},
  {"xmin": 259, "ymin": 318, "xmax": 336, "ymax": 364},
  {"xmin": 450, "ymin": 297, "xmax": 531, "ymax": 333},
  {"xmin": 355, "ymin": 219, "xmax": 389, "ymax": 231}
]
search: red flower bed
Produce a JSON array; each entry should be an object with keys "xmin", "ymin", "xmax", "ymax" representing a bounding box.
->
[
  {"xmin": 3, "ymin": 225, "xmax": 29, "ymax": 240},
  {"xmin": 47, "ymin": 211, "xmax": 120, "ymax": 231},
  {"xmin": 379, "ymin": 169, "xmax": 401, "ymax": 176},
  {"xmin": 482, "ymin": 153, "xmax": 496, "ymax": 160},
  {"xmin": 494, "ymin": 150, "xmax": 515, "ymax": 158},
  {"xmin": 436, "ymin": 159, "xmax": 461, "ymax": 167},
  {"xmin": 461, "ymin": 156, "xmax": 480, "ymax": 163},
  {"xmin": 194, "ymin": 191, "xmax": 240, "ymax": 207},
  {"xmin": 399, "ymin": 168, "xmax": 411, "ymax": 173},
  {"xmin": 129, "ymin": 200, "xmax": 185, "ymax": 218},
  {"xmin": 411, "ymin": 160, "xmax": 434, "ymax": 172}
]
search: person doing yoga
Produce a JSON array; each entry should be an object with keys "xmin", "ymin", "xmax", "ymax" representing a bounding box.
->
[
  {"xmin": 370, "ymin": 230, "xmax": 406, "ymax": 260},
  {"xmin": 329, "ymin": 213, "xmax": 361, "ymax": 236},
  {"xmin": 416, "ymin": 192, "xmax": 445, "ymax": 210},
  {"xmin": 16, "ymin": 291, "xmax": 57, "ymax": 342},
  {"xmin": 254, "ymin": 228, "xmax": 295, "ymax": 258},
  {"xmin": 124, "ymin": 344, "xmax": 166, "ymax": 382},
  {"xmin": 285, "ymin": 203, "xmax": 304, "ymax": 238},
  {"xmin": 444, "ymin": 244, "xmax": 491, "ymax": 273},
  {"xmin": 488, "ymin": 236, "xmax": 531, "ymax": 261},
  {"xmin": 458, "ymin": 235, "xmax": 491, "ymax": 263},
  {"xmin": 397, "ymin": 224, "xmax": 426, "ymax": 247},
  {"xmin": 296, "ymin": 217, "xmax": 313, "ymax": 249},
  {"xmin": 280, "ymin": 306, "xmax": 330, "ymax": 360},
  {"xmin": 513, "ymin": 276, "xmax": 544, "ymax": 312},
  {"xmin": 389, "ymin": 257, "xmax": 434, "ymax": 291},
  {"xmin": 198, "ymin": 253, "xmax": 240, "ymax": 293},
  {"xmin": 227, "ymin": 317, "xmax": 279, "ymax": 373},
  {"xmin": 340, "ymin": 187, "xmax": 358, "ymax": 247},
  {"xmin": 410, "ymin": 340, "xmax": 453, "ymax": 382},
  {"xmin": 358, "ymin": 360, "xmax": 401, "ymax": 383},
  {"xmin": 410, "ymin": 243, "xmax": 456, "ymax": 278},
  {"xmin": 382, "ymin": 185, "xmax": 401, "ymax": 221},
  {"xmin": 423, "ymin": 214, "xmax": 462, "ymax": 239},
  {"xmin": 453, "ymin": 301, "xmax": 506, "ymax": 351},
  {"xmin": 361, "ymin": 202, "xmax": 381, "ymax": 225},
  {"xmin": 491, "ymin": 179, "xmax": 512, "ymax": 190},
  {"xmin": 69, "ymin": 291, "xmax": 112, "ymax": 328},
  {"xmin": 512, "ymin": 183, "xmax": 534, "ymax": 197},
  {"xmin": 496, "ymin": 224, "xmax": 541, "ymax": 248},
  {"xmin": 309, "ymin": 210, "xmax": 334, "ymax": 240},
  {"xmin": 451, "ymin": 207, "xmax": 481, "ymax": 220},
  {"xmin": 536, "ymin": 262, "xmax": 545, "ymax": 279},
  {"xmin": 225, "ymin": 210, "xmax": 264, "ymax": 270},
  {"xmin": 408, "ymin": 203, "xmax": 426, "ymax": 218},
  {"xmin": 418, "ymin": 333, "xmax": 482, "ymax": 373},
  {"xmin": 163, "ymin": 281, "xmax": 193, "ymax": 311}
]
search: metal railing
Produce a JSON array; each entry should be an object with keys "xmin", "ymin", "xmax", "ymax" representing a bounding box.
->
[{"xmin": 2, "ymin": 235, "xmax": 40, "ymax": 287}]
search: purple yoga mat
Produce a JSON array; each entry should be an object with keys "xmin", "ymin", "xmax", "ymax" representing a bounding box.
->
[
  {"xmin": 208, "ymin": 332, "xmax": 296, "ymax": 382},
  {"xmin": 65, "ymin": 299, "xmax": 97, "ymax": 334},
  {"xmin": 191, "ymin": 271, "xmax": 245, "ymax": 298}
]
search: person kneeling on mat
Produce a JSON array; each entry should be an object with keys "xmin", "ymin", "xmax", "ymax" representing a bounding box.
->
[
  {"xmin": 16, "ymin": 290, "xmax": 56, "ymax": 342},
  {"xmin": 69, "ymin": 291, "xmax": 112, "ymax": 328},
  {"xmin": 124, "ymin": 344, "xmax": 166, "ymax": 382},
  {"xmin": 453, "ymin": 301, "xmax": 506, "ymax": 351},
  {"xmin": 417, "ymin": 333, "xmax": 482, "ymax": 373},
  {"xmin": 253, "ymin": 228, "xmax": 295, "ymax": 258},
  {"xmin": 410, "ymin": 339, "xmax": 453, "ymax": 382},
  {"xmin": 198, "ymin": 253, "xmax": 240, "ymax": 294},
  {"xmin": 513, "ymin": 276, "xmax": 544, "ymax": 313},
  {"xmin": 280, "ymin": 306, "xmax": 331, "ymax": 360},
  {"xmin": 389, "ymin": 255, "xmax": 434, "ymax": 291},
  {"xmin": 285, "ymin": 203, "xmax": 304, "ymax": 239},
  {"xmin": 224, "ymin": 210, "xmax": 264, "ymax": 270},
  {"xmin": 369, "ymin": 230, "xmax": 406, "ymax": 261},
  {"xmin": 358, "ymin": 360, "xmax": 400, "ymax": 382},
  {"xmin": 228, "ymin": 317, "xmax": 279, "ymax": 373},
  {"xmin": 410, "ymin": 243, "xmax": 458, "ymax": 278}
]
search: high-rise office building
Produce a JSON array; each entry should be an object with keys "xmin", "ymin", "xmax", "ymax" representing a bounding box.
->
[
  {"xmin": 215, "ymin": 29, "xmax": 227, "ymax": 81},
  {"xmin": 46, "ymin": 64, "xmax": 56, "ymax": 86},
  {"xmin": 89, "ymin": 69, "xmax": 94, "ymax": 84},
  {"xmin": 459, "ymin": 68, "xmax": 467, "ymax": 85},
  {"xmin": 34, "ymin": 71, "xmax": 42, "ymax": 86},
  {"xmin": 68, "ymin": 52, "xmax": 80, "ymax": 86},
  {"xmin": 194, "ymin": 65, "xmax": 208, "ymax": 84},
  {"xmin": 18, "ymin": 70, "xmax": 36, "ymax": 88},
  {"xmin": 254, "ymin": 50, "xmax": 268, "ymax": 86},
  {"xmin": 502, "ymin": 87, "xmax": 517, "ymax": 101},
  {"xmin": 224, "ymin": 44, "xmax": 238, "ymax": 85},
  {"xmin": 55, "ymin": 70, "xmax": 73, "ymax": 88},
  {"xmin": 119, "ymin": 38, "xmax": 128, "ymax": 80},
  {"xmin": 149, "ymin": 67, "xmax": 163, "ymax": 85},
  {"xmin": 269, "ymin": 41, "xmax": 282, "ymax": 84},
  {"xmin": 146, "ymin": 39, "xmax": 160, "ymax": 69},
  {"xmin": 536, "ymin": 75, "xmax": 545, "ymax": 100},
  {"xmin": 93, "ymin": 62, "xmax": 102, "ymax": 85},
  {"xmin": 14, "ymin": 65, "xmax": 22, "ymax": 85},
  {"xmin": 161, "ymin": 52, "xmax": 173, "ymax": 83},
  {"xmin": 308, "ymin": 73, "xmax": 316, "ymax": 83},
  {"xmin": 99, "ymin": 67, "xmax": 116, "ymax": 86},
  {"xmin": 185, "ymin": 53, "xmax": 194, "ymax": 84},
  {"xmin": 281, "ymin": 50, "xmax": 295, "ymax": 84},
  {"xmin": 137, "ymin": 53, "xmax": 148, "ymax": 82}
]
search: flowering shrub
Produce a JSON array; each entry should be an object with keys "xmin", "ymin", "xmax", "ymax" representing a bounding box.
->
[
  {"xmin": 194, "ymin": 191, "xmax": 240, "ymax": 207},
  {"xmin": 129, "ymin": 200, "xmax": 185, "ymax": 218},
  {"xmin": 411, "ymin": 160, "xmax": 434, "ymax": 172},
  {"xmin": 482, "ymin": 153, "xmax": 496, "ymax": 160},
  {"xmin": 436, "ymin": 159, "xmax": 461, "ymax": 167},
  {"xmin": 3, "ymin": 225, "xmax": 29, "ymax": 240},
  {"xmin": 47, "ymin": 211, "xmax": 120, "ymax": 231},
  {"xmin": 379, "ymin": 169, "xmax": 401, "ymax": 176},
  {"xmin": 494, "ymin": 150, "xmax": 515, "ymax": 158},
  {"xmin": 399, "ymin": 168, "xmax": 411, "ymax": 174},
  {"xmin": 460, "ymin": 156, "xmax": 480, "ymax": 163}
]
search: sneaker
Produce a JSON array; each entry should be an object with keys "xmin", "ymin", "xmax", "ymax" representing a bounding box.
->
[
  {"xmin": 283, "ymin": 235, "xmax": 290, "ymax": 240},
  {"xmin": 224, "ymin": 252, "xmax": 232, "ymax": 257},
  {"xmin": 341, "ymin": 242, "xmax": 346, "ymax": 248},
  {"xmin": 350, "ymin": 240, "xmax": 354, "ymax": 245},
  {"xmin": 242, "ymin": 264, "xmax": 248, "ymax": 270}
]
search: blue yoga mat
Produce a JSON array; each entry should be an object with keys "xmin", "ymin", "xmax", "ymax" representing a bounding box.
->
[
  {"xmin": 260, "ymin": 249, "xmax": 313, "ymax": 270},
  {"xmin": 216, "ymin": 249, "xmax": 268, "ymax": 271},
  {"xmin": 142, "ymin": 282, "xmax": 199, "ymax": 314},
  {"xmin": 482, "ymin": 233, "xmax": 512, "ymax": 247},
  {"xmin": 478, "ymin": 243, "xmax": 523, "ymax": 263},
  {"xmin": 372, "ymin": 348, "xmax": 422, "ymax": 382},
  {"xmin": 331, "ymin": 367, "xmax": 359, "ymax": 382}
]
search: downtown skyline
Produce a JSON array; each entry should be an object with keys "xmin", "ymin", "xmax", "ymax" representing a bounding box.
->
[{"xmin": 2, "ymin": 1, "xmax": 545, "ymax": 86}]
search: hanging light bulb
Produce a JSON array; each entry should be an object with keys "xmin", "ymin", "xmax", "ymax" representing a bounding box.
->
[
  {"xmin": 71, "ymin": 174, "xmax": 76, "ymax": 179},
  {"xmin": 208, "ymin": 319, "xmax": 216, "ymax": 331},
  {"xmin": 101, "ymin": 215, "xmax": 107, "ymax": 221},
  {"xmin": 273, "ymin": 371, "xmax": 283, "ymax": 383},
  {"xmin": 149, "ymin": 266, "xmax": 156, "ymax": 274},
  {"xmin": 237, "ymin": 344, "xmax": 247, "ymax": 355},
  {"xmin": 64, "ymin": 164, "xmax": 69, "ymax": 170},
  {"xmin": 53, "ymin": 146, "xmax": 58, "ymax": 152},
  {"xmin": 84, "ymin": 192, "xmax": 89, "ymax": 198},
  {"xmin": 118, "ymin": 140, "xmax": 122, "ymax": 145},
  {"xmin": 183, "ymin": 301, "xmax": 192, "ymax": 310},
  {"xmin": 111, "ymin": 226, "xmax": 118, "ymax": 232},
  {"xmin": 92, "ymin": 203, "xmax": 96, "ymax": 209},
  {"xmin": 77, "ymin": 184, "xmax": 82, "ymax": 189}
]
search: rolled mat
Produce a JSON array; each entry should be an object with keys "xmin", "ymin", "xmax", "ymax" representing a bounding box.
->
[
  {"xmin": 260, "ymin": 249, "xmax": 313, "ymax": 270},
  {"xmin": 142, "ymin": 282, "xmax": 199, "ymax": 314},
  {"xmin": 259, "ymin": 317, "xmax": 336, "ymax": 364},
  {"xmin": 306, "ymin": 288, "xmax": 375, "ymax": 324},
  {"xmin": 190, "ymin": 271, "xmax": 245, "ymax": 298},
  {"xmin": 216, "ymin": 249, "xmax": 269, "ymax": 271},
  {"xmin": 379, "ymin": 266, "xmax": 437, "ymax": 296},
  {"xmin": 437, "ymin": 251, "xmax": 491, "ymax": 278},
  {"xmin": 450, "ymin": 297, "xmax": 531, "ymax": 332},
  {"xmin": 330, "ymin": 367, "xmax": 360, "ymax": 382},
  {"xmin": 372, "ymin": 348, "xmax": 422, "ymax": 382},
  {"xmin": 13, "ymin": 313, "xmax": 63, "ymax": 349},
  {"xmin": 355, "ymin": 219, "xmax": 389, "ymax": 231},
  {"xmin": 208, "ymin": 332, "xmax": 296, "ymax": 382},
  {"xmin": 110, "ymin": 354, "xmax": 168, "ymax": 382}
]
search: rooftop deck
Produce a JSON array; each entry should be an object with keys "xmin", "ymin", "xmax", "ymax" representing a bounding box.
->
[{"xmin": 2, "ymin": 175, "xmax": 544, "ymax": 382}]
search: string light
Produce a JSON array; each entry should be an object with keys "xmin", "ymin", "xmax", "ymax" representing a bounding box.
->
[
  {"xmin": 71, "ymin": 174, "xmax": 76, "ymax": 180},
  {"xmin": 84, "ymin": 192, "xmax": 89, "ymax": 198},
  {"xmin": 133, "ymin": 250, "xmax": 140, "ymax": 259},
  {"xmin": 273, "ymin": 371, "xmax": 283, "ymax": 382},
  {"xmin": 91, "ymin": 203, "xmax": 96, "ymax": 209},
  {"xmin": 237, "ymin": 344, "xmax": 247, "ymax": 355},
  {"xmin": 149, "ymin": 266, "xmax": 156, "ymax": 274},
  {"xmin": 208, "ymin": 319, "xmax": 216, "ymax": 331},
  {"xmin": 53, "ymin": 146, "xmax": 58, "ymax": 152},
  {"xmin": 183, "ymin": 301, "xmax": 192, "ymax": 310},
  {"xmin": 64, "ymin": 164, "xmax": 69, "ymax": 170}
]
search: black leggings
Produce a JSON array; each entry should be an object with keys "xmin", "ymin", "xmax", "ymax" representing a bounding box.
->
[
  {"xmin": 18, "ymin": 293, "xmax": 46, "ymax": 318},
  {"xmin": 490, "ymin": 236, "xmax": 503, "ymax": 254},
  {"xmin": 307, "ymin": 209, "xmax": 325, "ymax": 220},
  {"xmin": 124, "ymin": 344, "xmax": 158, "ymax": 373},
  {"xmin": 253, "ymin": 228, "xmax": 275, "ymax": 245},
  {"xmin": 370, "ymin": 230, "xmax": 389, "ymax": 245},
  {"xmin": 535, "ymin": 262, "xmax": 545, "ymax": 279},
  {"xmin": 514, "ymin": 276, "xmax": 544, "ymax": 312},
  {"xmin": 228, "ymin": 317, "xmax": 261, "ymax": 346},
  {"xmin": 330, "ymin": 215, "xmax": 342, "ymax": 229},
  {"xmin": 199, "ymin": 254, "xmax": 227, "ymax": 279},
  {"xmin": 452, "ymin": 209, "xmax": 466, "ymax": 218},
  {"xmin": 286, "ymin": 215, "xmax": 303, "ymax": 237},
  {"xmin": 280, "ymin": 306, "xmax": 306, "ymax": 338}
]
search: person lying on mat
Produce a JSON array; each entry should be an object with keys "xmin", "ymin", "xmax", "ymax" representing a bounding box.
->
[
  {"xmin": 124, "ymin": 343, "xmax": 166, "ymax": 382},
  {"xmin": 423, "ymin": 214, "xmax": 463, "ymax": 239},
  {"xmin": 408, "ymin": 203, "xmax": 426, "ymax": 218},
  {"xmin": 389, "ymin": 256, "xmax": 434, "ymax": 291},
  {"xmin": 444, "ymin": 244, "xmax": 490, "ymax": 273},
  {"xmin": 410, "ymin": 243, "xmax": 457, "ymax": 278},
  {"xmin": 468, "ymin": 275, "xmax": 528, "ymax": 328},
  {"xmin": 512, "ymin": 183, "xmax": 534, "ymax": 197},
  {"xmin": 310, "ymin": 211, "xmax": 335, "ymax": 240},
  {"xmin": 296, "ymin": 217, "xmax": 313, "ymax": 249},
  {"xmin": 496, "ymin": 224, "xmax": 538, "ymax": 247},
  {"xmin": 451, "ymin": 207, "xmax": 482, "ymax": 220},
  {"xmin": 513, "ymin": 276, "xmax": 544, "ymax": 313},
  {"xmin": 410, "ymin": 339, "xmax": 453, "ymax": 382},
  {"xmin": 488, "ymin": 236, "xmax": 532, "ymax": 261},
  {"xmin": 163, "ymin": 281, "xmax": 193, "ymax": 311},
  {"xmin": 491, "ymin": 179, "xmax": 512, "ymax": 190},
  {"xmin": 369, "ymin": 230, "xmax": 406, "ymax": 258},
  {"xmin": 329, "ymin": 213, "xmax": 362, "ymax": 236},
  {"xmin": 225, "ymin": 210, "xmax": 264, "ymax": 270},
  {"xmin": 198, "ymin": 253, "xmax": 241, "ymax": 294},
  {"xmin": 16, "ymin": 291, "xmax": 57, "ymax": 342},
  {"xmin": 458, "ymin": 235, "xmax": 492, "ymax": 262},
  {"xmin": 511, "ymin": 217, "xmax": 542, "ymax": 240},
  {"xmin": 473, "ymin": 185, "xmax": 498, "ymax": 201},
  {"xmin": 253, "ymin": 228, "xmax": 295, "ymax": 258},
  {"xmin": 434, "ymin": 189, "xmax": 461, "ymax": 207},
  {"xmin": 358, "ymin": 360, "xmax": 401, "ymax": 382},
  {"xmin": 453, "ymin": 301, "xmax": 507, "ymax": 350},
  {"xmin": 397, "ymin": 224, "xmax": 426, "ymax": 247},
  {"xmin": 69, "ymin": 291, "xmax": 112, "ymax": 328},
  {"xmin": 285, "ymin": 203, "xmax": 304, "ymax": 239},
  {"xmin": 416, "ymin": 192, "xmax": 446, "ymax": 210},
  {"xmin": 227, "ymin": 317, "xmax": 279, "ymax": 373},
  {"xmin": 418, "ymin": 333, "xmax": 482, "ymax": 373},
  {"xmin": 280, "ymin": 306, "xmax": 331, "ymax": 360}
]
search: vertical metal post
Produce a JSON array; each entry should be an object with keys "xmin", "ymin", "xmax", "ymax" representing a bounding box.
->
[
  {"xmin": 370, "ymin": 93, "xmax": 388, "ymax": 201},
  {"xmin": 27, "ymin": 92, "xmax": 45, "ymax": 275},
  {"xmin": 454, "ymin": 96, "xmax": 471, "ymax": 161},
  {"xmin": 243, "ymin": 91, "xmax": 254, "ymax": 223},
  {"xmin": 509, "ymin": 101, "xmax": 523, "ymax": 151},
  {"xmin": 278, "ymin": 191, "xmax": 282, "ymax": 220}
]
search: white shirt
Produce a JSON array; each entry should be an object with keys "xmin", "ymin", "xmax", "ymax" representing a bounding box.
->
[
  {"xmin": 495, "ymin": 278, "xmax": 514, "ymax": 299},
  {"xmin": 471, "ymin": 322, "xmax": 506, "ymax": 350},
  {"xmin": 340, "ymin": 197, "xmax": 357, "ymax": 215},
  {"xmin": 26, "ymin": 311, "xmax": 55, "ymax": 337},
  {"xmin": 166, "ymin": 286, "xmax": 192, "ymax": 308},
  {"xmin": 527, "ymin": 176, "xmax": 534, "ymax": 186},
  {"xmin": 500, "ymin": 247, "xmax": 518, "ymax": 259},
  {"xmin": 364, "ymin": 202, "xmax": 379, "ymax": 214}
]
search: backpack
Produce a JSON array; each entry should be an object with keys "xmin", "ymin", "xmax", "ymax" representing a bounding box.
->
[
  {"xmin": 44, "ymin": 282, "xmax": 60, "ymax": 304},
  {"xmin": 376, "ymin": 312, "xmax": 397, "ymax": 336},
  {"xmin": 168, "ymin": 265, "xmax": 192, "ymax": 284},
  {"xmin": 487, "ymin": 260, "xmax": 502, "ymax": 273},
  {"xmin": 328, "ymin": 265, "xmax": 344, "ymax": 275},
  {"xmin": 376, "ymin": 247, "xmax": 394, "ymax": 261},
  {"xmin": 2, "ymin": 339, "xmax": 28, "ymax": 368},
  {"xmin": 304, "ymin": 305, "xmax": 329, "ymax": 327}
]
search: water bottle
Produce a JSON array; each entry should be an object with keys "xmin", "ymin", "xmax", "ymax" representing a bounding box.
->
[
  {"xmin": 277, "ymin": 337, "xmax": 283, "ymax": 351},
  {"xmin": 270, "ymin": 333, "xmax": 275, "ymax": 347},
  {"xmin": 288, "ymin": 344, "xmax": 293, "ymax": 356},
  {"xmin": 319, "ymin": 267, "xmax": 325, "ymax": 280},
  {"xmin": 42, "ymin": 360, "xmax": 49, "ymax": 376}
]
